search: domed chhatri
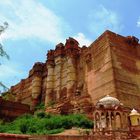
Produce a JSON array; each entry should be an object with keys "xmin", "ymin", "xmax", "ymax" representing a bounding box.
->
[
  {"xmin": 94, "ymin": 95, "xmax": 129, "ymax": 132},
  {"xmin": 130, "ymin": 109, "xmax": 140, "ymax": 116},
  {"xmin": 129, "ymin": 108, "xmax": 140, "ymax": 127},
  {"xmin": 96, "ymin": 95, "xmax": 121, "ymax": 108}
]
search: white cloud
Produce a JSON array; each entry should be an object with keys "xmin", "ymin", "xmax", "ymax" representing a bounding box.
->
[
  {"xmin": 88, "ymin": 5, "xmax": 123, "ymax": 37},
  {"xmin": 0, "ymin": 62, "xmax": 23, "ymax": 79},
  {"xmin": 0, "ymin": 64, "xmax": 18, "ymax": 79},
  {"xmin": 137, "ymin": 17, "xmax": 140, "ymax": 27},
  {"xmin": 0, "ymin": 0, "xmax": 68, "ymax": 44},
  {"xmin": 0, "ymin": 62, "xmax": 26, "ymax": 87},
  {"xmin": 0, "ymin": 0, "xmax": 71, "ymax": 89},
  {"xmin": 74, "ymin": 33, "xmax": 92, "ymax": 46}
]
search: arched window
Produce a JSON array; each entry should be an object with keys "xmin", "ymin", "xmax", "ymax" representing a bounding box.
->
[
  {"xmin": 115, "ymin": 112, "xmax": 121, "ymax": 129},
  {"xmin": 100, "ymin": 112, "xmax": 106, "ymax": 129},
  {"xmin": 95, "ymin": 112, "xmax": 100, "ymax": 120},
  {"xmin": 137, "ymin": 118, "xmax": 140, "ymax": 125}
]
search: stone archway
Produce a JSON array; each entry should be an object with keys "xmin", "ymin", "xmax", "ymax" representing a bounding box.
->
[
  {"xmin": 100, "ymin": 112, "xmax": 106, "ymax": 130},
  {"xmin": 115, "ymin": 112, "xmax": 121, "ymax": 129}
]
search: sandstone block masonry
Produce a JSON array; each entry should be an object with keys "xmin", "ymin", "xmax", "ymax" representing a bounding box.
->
[
  {"xmin": 8, "ymin": 30, "xmax": 140, "ymax": 113},
  {"xmin": 0, "ymin": 97, "xmax": 30, "ymax": 121}
]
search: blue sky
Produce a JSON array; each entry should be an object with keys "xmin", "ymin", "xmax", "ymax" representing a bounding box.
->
[{"xmin": 0, "ymin": 0, "xmax": 140, "ymax": 91}]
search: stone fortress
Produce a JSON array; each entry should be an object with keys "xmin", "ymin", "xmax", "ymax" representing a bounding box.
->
[{"xmin": 7, "ymin": 30, "xmax": 140, "ymax": 116}]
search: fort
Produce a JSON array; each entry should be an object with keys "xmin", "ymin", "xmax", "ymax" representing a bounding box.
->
[
  {"xmin": 5, "ymin": 30, "xmax": 140, "ymax": 115},
  {"xmin": 1, "ymin": 30, "xmax": 140, "ymax": 139}
]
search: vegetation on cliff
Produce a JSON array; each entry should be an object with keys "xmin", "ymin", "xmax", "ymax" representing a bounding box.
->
[{"xmin": 0, "ymin": 113, "xmax": 93, "ymax": 135}]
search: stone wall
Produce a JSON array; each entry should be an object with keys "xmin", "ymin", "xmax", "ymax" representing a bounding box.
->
[
  {"xmin": 0, "ymin": 134, "xmax": 133, "ymax": 140},
  {"xmin": 0, "ymin": 97, "xmax": 31, "ymax": 120},
  {"xmin": 0, "ymin": 132, "xmax": 138, "ymax": 140},
  {"xmin": 29, "ymin": 135, "xmax": 111, "ymax": 140},
  {"xmin": 8, "ymin": 37, "xmax": 93, "ymax": 114},
  {"xmin": 108, "ymin": 32, "xmax": 140, "ymax": 108},
  {"xmin": 8, "ymin": 30, "xmax": 140, "ymax": 113},
  {"xmin": 0, "ymin": 133, "xmax": 30, "ymax": 140},
  {"xmin": 85, "ymin": 31, "xmax": 115, "ymax": 104},
  {"xmin": 9, "ymin": 62, "xmax": 45, "ymax": 109}
]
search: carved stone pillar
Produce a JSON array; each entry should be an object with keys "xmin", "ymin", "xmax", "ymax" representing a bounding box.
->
[
  {"xmin": 45, "ymin": 64, "xmax": 54, "ymax": 105},
  {"xmin": 100, "ymin": 112, "xmax": 106, "ymax": 131},
  {"xmin": 65, "ymin": 37, "xmax": 80, "ymax": 98},
  {"xmin": 45, "ymin": 50, "xmax": 55, "ymax": 106},
  {"xmin": 120, "ymin": 112, "xmax": 123, "ymax": 128},
  {"xmin": 93, "ymin": 114, "xmax": 96, "ymax": 132},
  {"xmin": 31, "ymin": 76, "xmax": 42, "ymax": 108},
  {"xmin": 108, "ymin": 111, "xmax": 112, "ymax": 130},
  {"xmin": 112, "ymin": 112, "xmax": 116, "ymax": 130},
  {"xmin": 66, "ymin": 57, "xmax": 76, "ymax": 97},
  {"xmin": 31, "ymin": 63, "xmax": 43, "ymax": 110},
  {"xmin": 54, "ymin": 57, "xmax": 62, "ymax": 101}
]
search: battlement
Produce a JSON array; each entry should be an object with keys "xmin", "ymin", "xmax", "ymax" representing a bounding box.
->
[
  {"xmin": 126, "ymin": 36, "xmax": 139, "ymax": 46},
  {"xmin": 47, "ymin": 37, "xmax": 80, "ymax": 60}
]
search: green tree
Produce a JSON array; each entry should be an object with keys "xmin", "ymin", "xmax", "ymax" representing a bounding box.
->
[{"xmin": 0, "ymin": 22, "xmax": 9, "ymax": 93}]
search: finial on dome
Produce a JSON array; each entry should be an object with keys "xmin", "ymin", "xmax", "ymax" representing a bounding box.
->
[{"xmin": 131, "ymin": 108, "xmax": 137, "ymax": 113}]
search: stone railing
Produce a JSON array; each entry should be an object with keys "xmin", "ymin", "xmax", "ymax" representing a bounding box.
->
[{"xmin": 0, "ymin": 133, "xmax": 30, "ymax": 140}]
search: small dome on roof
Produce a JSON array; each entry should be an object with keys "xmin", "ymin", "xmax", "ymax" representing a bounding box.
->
[
  {"xmin": 129, "ymin": 109, "xmax": 140, "ymax": 116},
  {"xmin": 96, "ymin": 95, "xmax": 121, "ymax": 109}
]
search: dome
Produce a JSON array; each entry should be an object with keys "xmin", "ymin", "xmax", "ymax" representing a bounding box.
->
[
  {"xmin": 129, "ymin": 109, "xmax": 140, "ymax": 116},
  {"xmin": 96, "ymin": 95, "xmax": 120, "ymax": 109}
]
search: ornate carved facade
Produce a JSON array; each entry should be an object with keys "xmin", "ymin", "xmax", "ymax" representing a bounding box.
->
[{"xmin": 8, "ymin": 30, "xmax": 140, "ymax": 114}]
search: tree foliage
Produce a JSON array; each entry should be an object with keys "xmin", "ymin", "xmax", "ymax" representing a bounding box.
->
[
  {"xmin": 0, "ymin": 43, "xmax": 9, "ymax": 59},
  {"xmin": 0, "ymin": 113, "xmax": 93, "ymax": 135},
  {"xmin": 0, "ymin": 22, "xmax": 9, "ymax": 93},
  {"xmin": 0, "ymin": 22, "xmax": 9, "ymax": 59}
]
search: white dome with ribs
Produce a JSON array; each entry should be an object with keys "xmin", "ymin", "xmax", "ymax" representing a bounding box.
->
[{"xmin": 96, "ymin": 95, "xmax": 120, "ymax": 108}]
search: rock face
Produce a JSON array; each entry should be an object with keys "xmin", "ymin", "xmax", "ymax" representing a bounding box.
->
[{"xmin": 8, "ymin": 30, "xmax": 140, "ymax": 114}]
